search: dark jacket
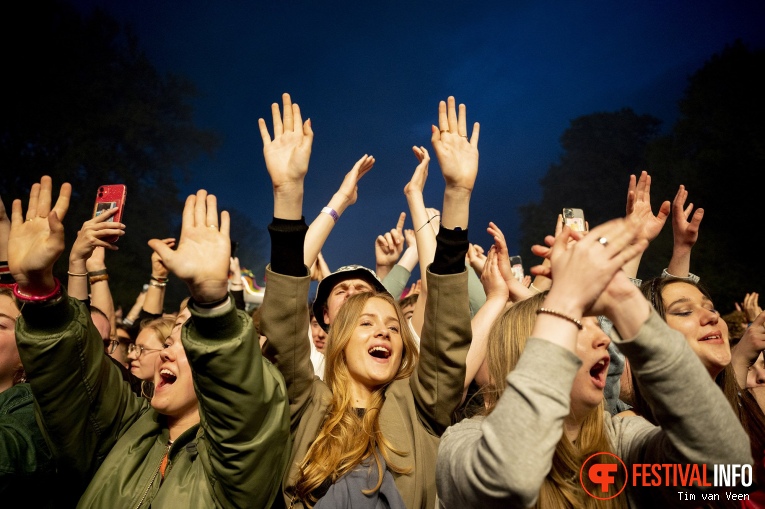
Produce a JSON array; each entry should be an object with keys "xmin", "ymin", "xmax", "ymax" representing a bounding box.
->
[{"xmin": 16, "ymin": 292, "xmax": 290, "ymax": 508}]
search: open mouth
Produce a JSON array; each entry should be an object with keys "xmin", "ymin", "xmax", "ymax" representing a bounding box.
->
[
  {"xmin": 700, "ymin": 332, "xmax": 724, "ymax": 344},
  {"xmin": 589, "ymin": 358, "xmax": 609, "ymax": 389},
  {"xmin": 368, "ymin": 346, "xmax": 391, "ymax": 360},
  {"xmin": 157, "ymin": 368, "xmax": 177, "ymax": 389}
]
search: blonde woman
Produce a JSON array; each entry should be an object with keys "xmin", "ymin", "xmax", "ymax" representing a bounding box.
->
[
  {"xmin": 258, "ymin": 93, "xmax": 477, "ymax": 507},
  {"xmin": 436, "ymin": 218, "xmax": 752, "ymax": 508},
  {"xmin": 127, "ymin": 316, "xmax": 174, "ymax": 398}
]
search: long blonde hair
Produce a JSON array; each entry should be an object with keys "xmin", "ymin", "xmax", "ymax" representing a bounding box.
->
[
  {"xmin": 483, "ymin": 293, "xmax": 625, "ymax": 509},
  {"xmin": 294, "ymin": 292, "xmax": 419, "ymax": 506}
]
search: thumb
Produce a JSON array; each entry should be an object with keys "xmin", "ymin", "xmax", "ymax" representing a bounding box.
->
[{"xmin": 148, "ymin": 239, "xmax": 175, "ymax": 266}]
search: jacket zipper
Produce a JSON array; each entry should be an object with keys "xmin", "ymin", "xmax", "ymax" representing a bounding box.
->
[{"xmin": 134, "ymin": 442, "xmax": 171, "ymax": 509}]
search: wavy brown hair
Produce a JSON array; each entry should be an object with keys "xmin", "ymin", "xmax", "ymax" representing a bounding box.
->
[
  {"xmin": 483, "ymin": 292, "xmax": 625, "ymax": 509},
  {"xmin": 293, "ymin": 292, "xmax": 419, "ymax": 506}
]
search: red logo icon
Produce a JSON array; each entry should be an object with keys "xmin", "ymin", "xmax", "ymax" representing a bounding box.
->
[{"xmin": 580, "ymin": 452, "xmax": 628, "ymax": 500}]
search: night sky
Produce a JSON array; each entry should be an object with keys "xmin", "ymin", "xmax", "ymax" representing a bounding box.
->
[{"xmin": 69, "ymin": 0, "xmax": 765, "ymax": 280}]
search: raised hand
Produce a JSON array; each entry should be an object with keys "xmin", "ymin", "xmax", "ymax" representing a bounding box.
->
[
  {"xmin": 148, "ymin": 190, "xmax": 230, "ymax": 303},
  {"xmin": 480, "ymin": 246, "xmax": 509, "ymax": 302},
  {"xmin": 530, "ymin": 217, "xmax": 647, "ymax": 317},
  {"xmin": 69, "ymin": 207, "xmax": 124, "ymax": 266},
  {"xmin": 336, "ymin": 154, "xmax": 375, "ymax": 207},
  {"xmin": 8, "ymin": 176, "xmax": 72, "ymax": 293},
  {"xmin": 259, "ymin": 93, "xmax": 313, "ymax": 220},
  {"xmin": 487, "ymin": 221, "xmax": 534, "ymax": 302},
  {"xmin": 732, "ymin": 310, "xmax": 765, "ymax": 388},
  {"xmin": 151, "ymin": 238, "xmax": 176, "ymax": 279},
  {"xmin": 466, "ymin": 243, "xmax": 486, "ymax": 276},
  {"xmin": 740, "ymin": 292, "xmax": 762, "ymax": 323},
  {"xmin": 666, "ymin": 184, "xmax": 704, "ymax": 277},
  {"xmin": 375, "ymin": 212, "xmax": 406, "ymax": 279},
  {"xmin": 404, "ymin": 146, "xmax": 430, "ymax": 198},
  {"xmin": 258, "ymin": 93, "xmax": 313, "ymax": 189},
  {"xmin": 671, "ymin": 184, "xmax": 704, "ymax": 251},
  {"xmin": 431, "ymin": 96, "xmax": 480, "ymax": 192},
  {"xmin": 625, "ymin": 171, "xmax": 671, "ymax": 243}
]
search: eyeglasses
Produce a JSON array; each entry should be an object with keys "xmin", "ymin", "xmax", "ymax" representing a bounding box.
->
[
  {"xmin": 104, "ymin": 339, "xmax": 119, "ymax": 355},
  {"xmin": 127, "ymin": 343, "xmax": 163, "ymax": 358}
]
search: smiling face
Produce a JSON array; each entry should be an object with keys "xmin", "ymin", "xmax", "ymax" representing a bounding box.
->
[
  {"xmin": 569, "ymin": 317, "xmax": 611, "ymax": 416},
  {"xmin": 659, "ymin": 281, "xmax": 730, "ymax": 378},
  {"xmin": 129, "ymin": 322, "xmax": 167, "ymax": 381},
  {"xmin": 343, "ymin": 297, "xmax": 403, "ymax": 403},
  {"xmin": 150, "ymin": 308, "xmax": 199, "ymax": 426}
]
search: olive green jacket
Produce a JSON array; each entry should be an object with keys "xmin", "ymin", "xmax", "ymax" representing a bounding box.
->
[
  {"xmin": 260, "ymin": 266, "xmax": 471, "ymax": 509},
  {"xmin": 16, "ymin": 293, "xmax": 290, "ymax": 508}
]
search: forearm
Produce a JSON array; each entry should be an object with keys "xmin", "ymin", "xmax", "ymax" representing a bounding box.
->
[
  {"xmin": 464, "ymin": 294, "xmax": 506, "ymax": 395},
  {"xmin": 667, "ymin": 245, "xmax": 692, "ymax": 278},
  {"xmin": 304, "ymin": 192, "xmax": 352, "ymax": 268},
  {"xmin": 406, "ymin": 190, "xmax": 436, "ymax": 293},
  {"xmin": 66, "ymin": 258, "xmax": 89, "ymax": 300}
]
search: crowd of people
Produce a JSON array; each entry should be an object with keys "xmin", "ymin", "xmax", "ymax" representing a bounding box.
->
[{"xmin": 1, "ymin": 93, "xmax": 764, "ymax": 509}]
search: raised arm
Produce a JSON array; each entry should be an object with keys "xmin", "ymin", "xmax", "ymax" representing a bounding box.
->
[
  {"xmin": 304, "ymin": 154, "xmax": 374, "ymax": 268},
  {"xmin": 487, "ymin": 221, "xmax": 535, "ymax": 304},
  {"xmin": 621, "ymin": 171, "xmax": 670, "ymax": 279},
  {"xmin": 665, "ymin": 184, "xmax": 703, "ymax": 278},
  {"xmin": 67, "ymin": 207, "xmax": 123, "ymax": 301},
  {"xmin": 403, "ymin": 147, "xmax": 437, "ymax": 338},
  {"xmin": 412, "ymin": 96, "xmax": 478, "ymax": 433},
  {"xmin": 465, "ymin": 245, "xmax": 508, "ymax": 397},
  {"xmin": 11, "ymin": 177, "xmax": 146, "ymax": 481},
  {"xmin": 257, "ymin": 93, "xmax": 316, "ymax": 428},
  {"xmin": 149, "ymin": 190, "xmax": 290, "ymax": 508}
]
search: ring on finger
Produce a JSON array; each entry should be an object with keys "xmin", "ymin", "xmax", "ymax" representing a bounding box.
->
[{"xmin": 598, "ymin": 237, "xmax": 608, "ymax": 247}]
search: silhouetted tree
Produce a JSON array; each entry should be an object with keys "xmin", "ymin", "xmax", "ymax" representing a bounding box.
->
[
  {"xmin": 647, "ymin": 39, "xmax": 765, "ymax": 309},
  {"xmin": 1, "ymin": 0, "xmax": 219, "ymax": 309},
  {"xmin": 518, "ymin": 109, "xmax": 662, "ymax": 271}
]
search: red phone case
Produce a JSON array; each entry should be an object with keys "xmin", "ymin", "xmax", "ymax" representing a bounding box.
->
[{"xmin": 93, "ymin": 184, "xmax": 127, "ymax": 243}]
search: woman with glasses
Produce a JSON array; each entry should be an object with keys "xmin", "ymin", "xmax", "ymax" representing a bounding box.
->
[
  {"xmin": 8, "ymin": 177, "xmax": 290, "ymax": 508},
  {"xmin": 127, "ymin": 316, "xmax": 174, "ymax": 398}
]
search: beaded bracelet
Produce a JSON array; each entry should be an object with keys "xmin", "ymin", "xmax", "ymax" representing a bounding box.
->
[
  {"xmin": 13, "ymin": 278, "xmax": 62, "ymax": 303},
  {"xmin": 535, "ymin": 308, "xmax": 583, "ymax": 330}
]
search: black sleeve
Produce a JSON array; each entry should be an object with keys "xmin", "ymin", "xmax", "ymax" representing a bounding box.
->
[
  {"xmin": 430, "ymin": 226, "xmax": 469, "ymax": 275},
  {"xmin": 232, "ymin": 289, "xmax": 246, "ymax": 311},
  {"xmin": 268, "ymin": 217, "xmax": 308, "ymax": 277}
]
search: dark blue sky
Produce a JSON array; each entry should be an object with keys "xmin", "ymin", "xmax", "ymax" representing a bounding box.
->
[{"xmin": 71, "ymin": 0, "xmax": 765, "ymax": 279}]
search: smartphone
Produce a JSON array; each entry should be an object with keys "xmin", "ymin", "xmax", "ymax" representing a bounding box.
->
[
  {"xmin": 562, "ymin": 207, "xmax": 586, "ymax": 232},
  {"xmin": 93, "ymin": 184, "xmax": 127, "ymax": 243},
  {"xmin": 510, "ymin": 255, "xmax": 524, "ymax": 283}
]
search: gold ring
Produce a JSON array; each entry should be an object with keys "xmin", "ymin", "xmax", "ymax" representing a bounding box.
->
[
  {"xmin": 208, "ymin": 225, "xmax": 217, "ymax": 230},
  {"xmin": 440, "ymin": 129, "xmax": 448, "ymax": 133},
  {"xmin": 461, "ymin": 135, "xmax": 468, "ymax": 139}
]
